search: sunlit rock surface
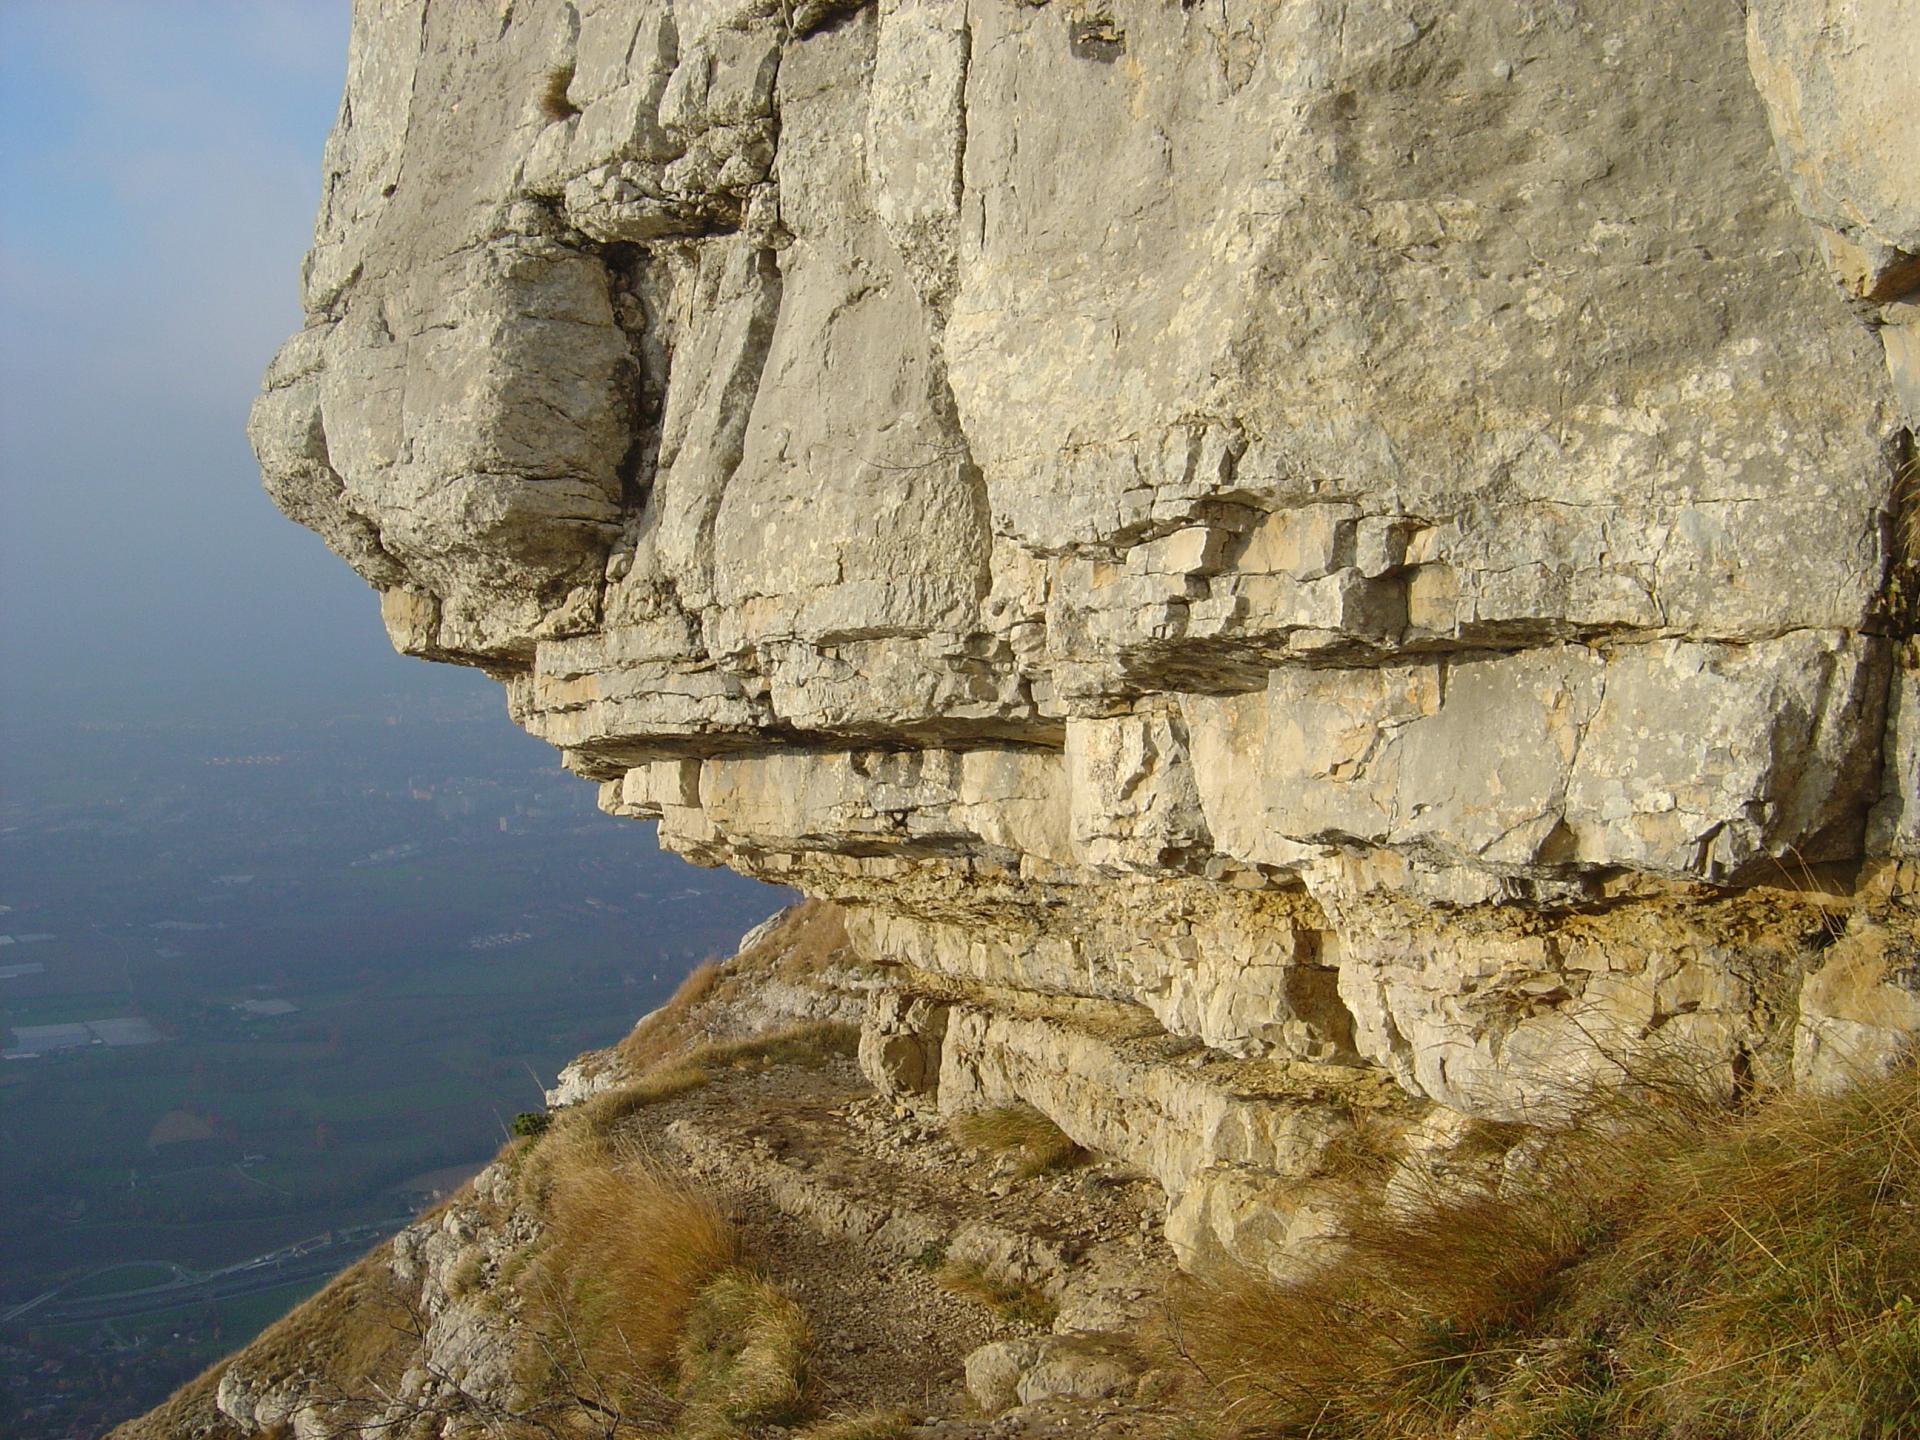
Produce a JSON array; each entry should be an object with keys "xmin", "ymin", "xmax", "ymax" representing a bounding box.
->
[{"xmin": 251, "ymin": 0, "xmax": 1919, "ymax": 1276}]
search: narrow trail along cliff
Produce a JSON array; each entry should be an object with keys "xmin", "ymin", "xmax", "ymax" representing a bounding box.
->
[{"xmin": 128, "ymin": 0, "xmax": 1917, "ymax": 1435}]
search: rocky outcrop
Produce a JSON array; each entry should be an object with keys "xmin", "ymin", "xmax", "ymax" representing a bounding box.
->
[{"xmin": 251, "ymin": 0, "xmax": 1918, "ymax": 1278}]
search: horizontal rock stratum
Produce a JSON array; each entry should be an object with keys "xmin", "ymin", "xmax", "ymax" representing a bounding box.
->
[{"xmin": 247, "ymin": 0, "xmax": 1918, "ymax": 1287}]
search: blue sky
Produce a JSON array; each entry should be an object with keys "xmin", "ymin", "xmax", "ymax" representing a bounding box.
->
[{"xmin": 0, "ymin": 1, "xmax": 488, "ymax": 728}]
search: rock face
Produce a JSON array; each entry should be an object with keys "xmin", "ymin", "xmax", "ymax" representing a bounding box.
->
[{"xmin": 254, "ymin": 0, "xmax": 1918, "ymax": 1275}]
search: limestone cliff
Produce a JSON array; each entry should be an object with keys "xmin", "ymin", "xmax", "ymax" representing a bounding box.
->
[{"xmin": 229, "ymin": 0, "xmax": 1918, "ymax": 1402}]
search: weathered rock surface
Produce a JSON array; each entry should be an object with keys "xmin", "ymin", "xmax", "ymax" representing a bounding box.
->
[{"xmin": 248, "ymin": 0, "xmax": 1919, "ymax": 1290}]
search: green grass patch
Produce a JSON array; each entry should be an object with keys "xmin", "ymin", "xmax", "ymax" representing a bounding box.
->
[
  {"xmin": 211, "ymin": 1275, "xmax": 332, "ymax": 1341},
  {"xmin": 674, "ymin": 1269, "xmax": 812, "ymax": 1436},
  {"xmin": 61, "ymin": 1261, "xmax": 180, "ymax": 1298}
]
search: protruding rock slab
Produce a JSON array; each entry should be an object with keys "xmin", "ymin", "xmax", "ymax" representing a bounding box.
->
[{"xmin": 247, "ymin": 0, "xmax": 1918, "ymax": 1249}]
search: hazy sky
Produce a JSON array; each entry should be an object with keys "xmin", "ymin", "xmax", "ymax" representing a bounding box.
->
[{"xmin": 0, "ymin": 1, "xmax": 488, "ymax": 730}]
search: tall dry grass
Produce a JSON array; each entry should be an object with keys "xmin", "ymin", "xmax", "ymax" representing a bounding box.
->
[
  {"xmin": 509, "ymin": 1107, "xmax": 831, "ymax": 1436},
  {"xmin": 1170, "ymin": 1067, "xmax": 1920, "ymax": 1439},
  {"xmin": 514, "ymin": 1132, "xmax": 741, "ymax": 1426}
]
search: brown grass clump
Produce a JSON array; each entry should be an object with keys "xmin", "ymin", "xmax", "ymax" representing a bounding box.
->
[
  {"xmin": 756, "ymin": 900, "xmax": 856, "ymax": 983},
  {"xmin": 951, "ymin": 1102, "xmax": 1089, "ymax": 1178},
  {"xmin": 697, "ymin": 1020, "xmax": 860, "ymax": 1070},
  {"xmin": 1895, "ymin": 449, "xmax": 1920, "ymax": 560},
  {"xmin": 614, "ymin": 902, "xmax": 858, "ymax": 1066},
  {"xmin": 444, "ymin": 1247, "xmax": 488, "ymax": 1299},
  {"xmin": 937, "ymin": 1258, "xmax": 1059, "ymax": 1329},
  {"xmin": 1170, "ymin": 1067, "xmax": 1920, "ymax": 1439},
  {"xmin": 514, "ymin": 1133, "xmax": 741, "ymax": 1425},
  {"xmin": 578, "ymin": 1063, "xmax": 714, "ymax": 1131},
  {"xmin": 589, "ymin": 1022, "xmax": 860, "ymax": 1143},
  {"xmin": 514, "ymin": 1020, "xmax": 861, "ymax": 1218},
  {"xmin": 509, "ymin": 1117, "xmax": 822, "ymax": 1437},
  {"xmin": 537, "ymin": 63, "xmax": 579, "ymax": 122}
]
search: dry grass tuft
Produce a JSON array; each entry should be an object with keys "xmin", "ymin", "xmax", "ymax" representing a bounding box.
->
[
  {"xmin": 578, "ymin": 1064, "xmax": 714, "ymax": 1131},
  {"xmin": 673, "ymin": 1269, "xmax": 813, "ymax": 1438},
  {"xmin": 537, "ymin": 63, "xmax": 579, "ymax": 122},
  {"xmin": 951, "ymin": 1102, "xmax": 1088, "ymax": 1178},
  {"xmin": 444, "ymin": 1248, "xmax": 487, "ymax": 1299},
  {"xmin": 1895, "ymin": 449, "xmax": 1920, "ymax": 561},
  {"xmin": 1170, "ymin": 1067, "xmax": 1920, "ymax": 1439},
  {"xmin": 937, "ymin": 1257, "xmax": 1058, "ymax": 1329},
  {"xmin": 697, "ymin": 1020, "xmax": 861, "ymax": 1071},
  {"xmin": 513, "ymin": 1134, "xmax": 740, "ymax": 1424}
]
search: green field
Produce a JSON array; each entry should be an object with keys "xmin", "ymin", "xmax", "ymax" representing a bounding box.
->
[{"xmin": 59, "ymin": 1263, "xmax": 182, "ymax": 1300}]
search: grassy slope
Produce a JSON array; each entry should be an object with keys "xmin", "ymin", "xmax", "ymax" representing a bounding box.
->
[{"xmin": 1173, "ymin": 1067, "xmax": 1920, "ymax": 1439}]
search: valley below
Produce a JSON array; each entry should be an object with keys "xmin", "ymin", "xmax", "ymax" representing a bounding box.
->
[{"xmin": 0, "ymin": 687, "xmax": 787, "ymax": 1438}]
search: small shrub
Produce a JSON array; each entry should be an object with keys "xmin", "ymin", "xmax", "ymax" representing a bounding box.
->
[
  {"xmin": 509, "ymin": 1109, "xmax": 551, "ymax": 1138},
  {"xmin": 951, "ymin": 1102, "xmax": 1088, "ymax": 1178},
  {"xmin": 937, "ymin": 1258, "xmax": 1058, "ymax": 1329},
  {"xmin": 537, "ymin": 63, "xmax": 579, "ymax": 122}
]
